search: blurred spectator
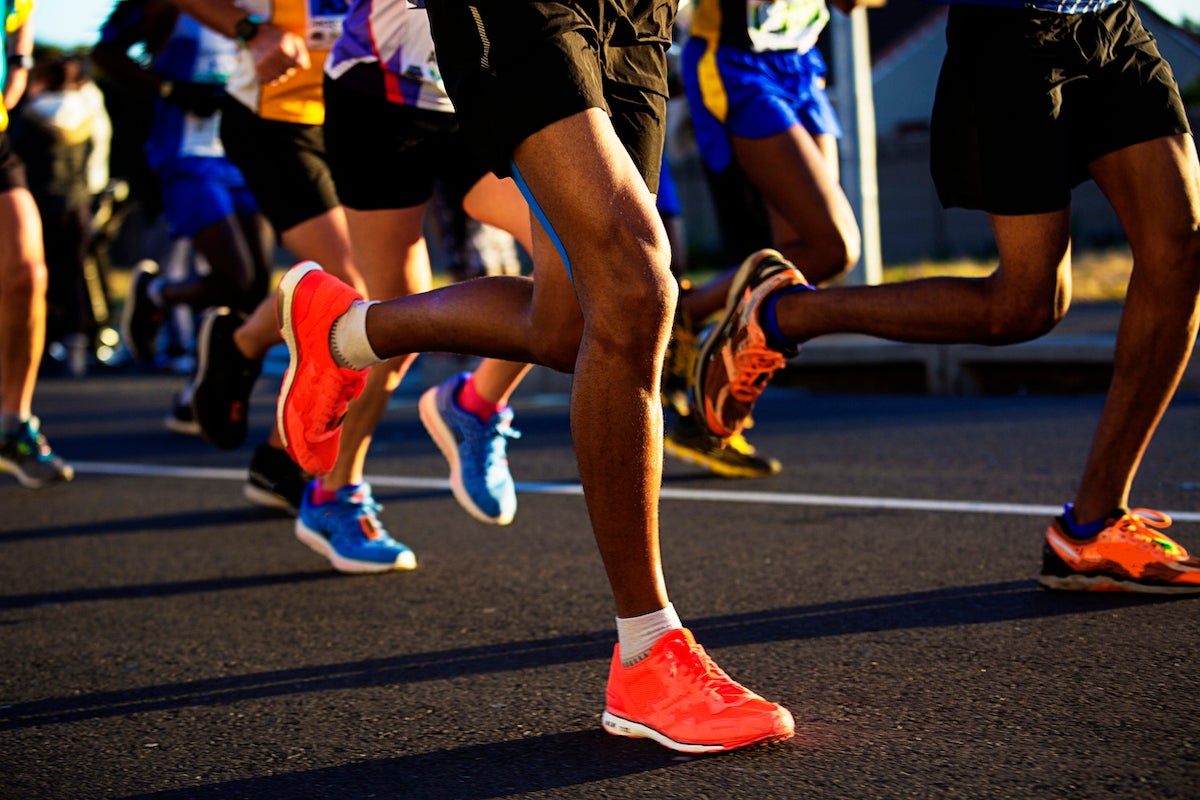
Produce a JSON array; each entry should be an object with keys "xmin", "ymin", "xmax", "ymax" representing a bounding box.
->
[{"xmin": 9, "ymin": 55, "xmax": 109, "ymax": 375}]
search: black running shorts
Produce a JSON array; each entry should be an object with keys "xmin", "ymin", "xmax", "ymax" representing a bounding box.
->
[
  {"xmin": 425, "ymin": 0, "xmax": 675, "ymax": 193},
  {"xmin": 323, "ymin": 70, "xmax": 489, "ymax": 212},
  {"xmin": 218, "ymin": 98, "xmax": 340, "ymax": 234},
  {"xmin": 0, "ymin": 132, "xmax": 28, "ymax": 194},
  {"xmin": 930, "ymin": 0, "xmax": 1191, "ymax": 216}
]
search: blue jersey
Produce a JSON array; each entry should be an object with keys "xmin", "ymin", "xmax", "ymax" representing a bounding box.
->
[{"xmin": 100, "ymin": 5, "xmax": 238, "ymax": 168}]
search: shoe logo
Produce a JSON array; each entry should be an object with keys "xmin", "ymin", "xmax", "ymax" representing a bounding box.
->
[
  {"xmin": 359, "ymin": 515, "xmax": 382, "ymax": 540},
  {"xmin": 230, "ymin": 401, "xmax": 246, "ymax": 423}
]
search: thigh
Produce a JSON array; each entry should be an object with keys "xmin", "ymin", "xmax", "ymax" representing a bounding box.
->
[
  {"xmin": 0, "ymin": 186, "xmax": 44, "ymax": 286},
  {"xmin": 343, "ymin": 205, "xmax": 432, "ymax": 301},
  {"xmin": 1090, "ymin": 134, "xmax": 1200, "ymax": 265},
  {"xmin": 732, "ymin": 125, "xmax": 849, "ymax": 246}
]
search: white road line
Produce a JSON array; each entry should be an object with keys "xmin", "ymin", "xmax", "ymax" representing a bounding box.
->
[{"xmin": 70, "ymin": 460, "xmax": 1200, "ymax": 523}]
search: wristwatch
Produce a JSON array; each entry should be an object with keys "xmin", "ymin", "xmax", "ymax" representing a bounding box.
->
[{"xmin": 234, "ymin": 15, "xmax": 263, "ymax": 46}]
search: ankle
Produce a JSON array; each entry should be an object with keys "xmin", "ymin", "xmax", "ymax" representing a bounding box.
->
[{"xmin": 456, "ymin": 374, "xmax": 503, "ymax": 422}]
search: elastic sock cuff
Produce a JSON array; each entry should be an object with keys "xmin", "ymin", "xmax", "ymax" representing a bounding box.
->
[
  {"xmin": 762, "ymin": 284, "xmax": 812, "ymax": 353},
  {"xmin": 331, "ymin": 300, "xmax": 383, "ymax": 370}
]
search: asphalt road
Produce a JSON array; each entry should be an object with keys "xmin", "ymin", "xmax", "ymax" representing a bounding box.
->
[{"xmin": 2, "ymin": 365, "xmax": 1198, "ymax": 800}]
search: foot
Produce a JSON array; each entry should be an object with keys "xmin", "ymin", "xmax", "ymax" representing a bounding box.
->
[
  {"xmin": 275, "ymin": 262, "xmax": 369, "ymax": 476},
  {"xmin": 1039, "ymin": 508, "xmax": 1200, "ymax": 594},
  {"xmin": 602, "ymin": 628, "xmax": 794, "ymax": 753},
  {"xmin": 295, "ymin": 481, "xmax": 417, "ymax": 573},
  {"xmin": 0, "ymin": 417, "xmax": 74, "ymax": 488},
  {"xmin": 121, "ymin": 259, "xmax": 166, "ymax": 364},
  {"xmin": 418, "ymin": 372, "xmax": 519, "ymax": 525},
  {"xmin": 191, "ymin": 307, "xmax": 261, "ymax": 451},
  {"xmin": 244, "ymin": 443, "xmax": 312, "ymax": 516},
  {"xmin": 693, "ymin": 250, "xmax": 807, "ymax": 439}
]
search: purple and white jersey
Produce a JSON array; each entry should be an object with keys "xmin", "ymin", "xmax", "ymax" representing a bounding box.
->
[
  {"xmin": 933, "ymin": 0, "xmax": 1123, "ymax": 13},
  {"xmin": 325, "ymin": 0, "xmax": 453, "ymax": 112}
]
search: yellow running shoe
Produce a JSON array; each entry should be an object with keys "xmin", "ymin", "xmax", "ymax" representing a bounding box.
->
[{"xmin": 664, "ymin": 413, "xmax": 781, "ymax": 479}]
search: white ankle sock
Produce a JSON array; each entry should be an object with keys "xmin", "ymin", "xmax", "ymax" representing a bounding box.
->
[
  {"xmin": 330, "ymin": 299, "xmax": 383, "ymax": 370},
  {"xmin": 616, "ymin": 603, "xmax": 683, "ymax": 667}
]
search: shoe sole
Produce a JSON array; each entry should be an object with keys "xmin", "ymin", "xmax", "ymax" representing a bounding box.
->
[
  {"xmin": 692, "ymin": 250, "xmax": 788, "ymax": 438},
  {"xmin": 662, "ymin": 438, "xmax": 779, "ymax": 479},
  {"xmin": 1037, "ymin": 572, "xmax": 1200, "ymax": 594},
  {"xmin": 294, "ymin": 520, "xmax": 417, "ymax": 573},
  {"xmin": 418, "ymin": 386, "xmax": 514, "ymax": 526},
  {"xmin": 275, "ymin": 263, "xmax": 322, "ymax": 457},
  {"xmin": 601, "ymin": 711, "xmax": 793, "ymax": 753},
  {"xmin": 0, "ymin": 458, "xmax": 74, "ymax": 489},
  {"xmin": 164, "ymin": 415, "xmax": 202, "ymax": 436}
]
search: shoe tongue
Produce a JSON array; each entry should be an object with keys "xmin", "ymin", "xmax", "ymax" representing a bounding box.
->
[{"xmin": 340, "ymin": 482, "xmax": 370, "ymax": 503}]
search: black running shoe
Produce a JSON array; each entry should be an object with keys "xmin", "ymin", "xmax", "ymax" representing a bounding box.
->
[
  {"xmin": 121, "ymin": 260, "xmax": 166, "ymax": 364},
  {"xmin": 244, "ymin": 443, "xmax": 312, "ymax": 516},
  {"xmin": 191, "ymin": 308, "xmax": 261, "ymax": 450}
]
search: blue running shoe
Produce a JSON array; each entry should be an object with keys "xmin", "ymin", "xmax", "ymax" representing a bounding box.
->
[
  {"xmin": 296, "ymin": 481, "xmax": 417, "ymax": 573},
  {"xmin": 419, "ymin": 372, "xmax": 519, "ymax": 526}
]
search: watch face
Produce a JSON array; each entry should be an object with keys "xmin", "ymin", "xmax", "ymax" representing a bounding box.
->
[{"xmin": 236, "ymin": 17, "xmax": 259, "ymax": 41}]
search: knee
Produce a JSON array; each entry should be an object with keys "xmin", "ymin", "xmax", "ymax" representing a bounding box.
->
[
  {"xmin": 585, "ymin": 264, "xmax": 677, "ymax": 364},
  {"xmin": 781, "ymin": 222, "xmax": 862, "ymax": 285},
  {"xmin": 3, "ymin": 254, "xmax": 48, "ymax": 302},
  {"xmin": 984, "ymin": 280, "xmax": 1068, "ymax": 344}
]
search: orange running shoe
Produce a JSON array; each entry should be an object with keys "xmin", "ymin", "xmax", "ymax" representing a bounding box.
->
[
  {"xmin": 694, "ymin": 249, "xmax": 808, "ymax": 439},
  {"xmin": 602, "ymin": 628, "xmax": 795, "ymax": 753},
  {"xmin": 1039, "ymin": 508, "xmax": 1200, "ymax": 594},
  {"xmin": 276, "ymin": 262, "xmax": 369, "ymax": 476}
]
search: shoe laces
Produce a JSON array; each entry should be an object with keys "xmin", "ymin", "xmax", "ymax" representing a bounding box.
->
[
  {"xmin": 465, "ymin": 414, "xmax": 521, "ymax": 469},
  {"xmin": 10, "ymin": 417, "xmax": 54, "ymax": 460},
  {"xmin": 329, "ymin": 485, "xmax": 388, "ymax": 540},
  {"xmin": 728, "ymin": 344, "xmax": 786, "ymax": 402},
  {"xmin": 1113, "ymin": 508, "xmax": 1186, "ymax": 558},
  {"xmin": 664, "ymin": 637, "xmax": 750, "ymax": 706}
]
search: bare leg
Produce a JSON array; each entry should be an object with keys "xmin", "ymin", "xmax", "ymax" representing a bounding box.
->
[
  {"xmin": 773, "ymin": 207, "xmax": 1073, "ymax": 346},
  {"xmin": 513, "ymin": 110, "xmax": 675, "ymax": 617},
  {"xmin": 0, "ymin": 188, "xmax": 47, "ymax": 418},
  {"xmin": 362, "ymin": 109, "xmax": 674, "ymax": 615},
  {"xmin": 322, "ymin": 204, "xmax": 429, "ymax": 491},
  {"xmin": 732, "ymin": 126, "xmax": 860, "ymax": 284},
  {"xmin": 1071, "ymin": 134, "xmax": 1200, "ymax": 521}
]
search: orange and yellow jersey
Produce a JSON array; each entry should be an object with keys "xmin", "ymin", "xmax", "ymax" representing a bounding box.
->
[{"xmin": 225, "ymin": 0, "xmax": 346, "ymax": 124}]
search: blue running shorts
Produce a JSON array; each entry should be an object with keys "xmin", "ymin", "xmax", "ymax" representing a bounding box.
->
[
  {"xmin": 682, "ymin": 38, "xmax": 841, "ymax": 175},
  {"xmin": 157, "ymin": 156, "xmax": 259, "ymax": 240}
]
